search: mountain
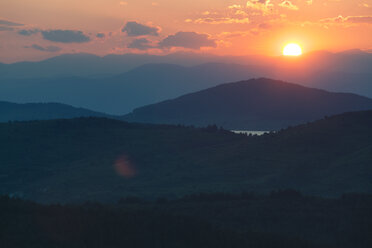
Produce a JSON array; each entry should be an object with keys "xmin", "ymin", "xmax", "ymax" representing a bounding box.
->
[
  {"xmin": 1, "ymin": 110, "xmax": 372, "ymax": 202},
  {"xmin": 0, "ymin": 63, "xmax": 259, "ymax": 114},
  {"xmin": 0, "ymin": 52, "xmax": 249, "ymax": 79},
  {"xmin": 1, "ymin": 50, "xmax": 371, "ymax": 79},
  {"xmin": 0, "ymin": 101, "xmax": 110, "ymax": 122},
  {"xmin": 0, "ymin": 51, "xmax": 371, "ymax": 115},
  {"xmin": 123, "ymin": 78, "xmax": 372, "ymax": 130}
]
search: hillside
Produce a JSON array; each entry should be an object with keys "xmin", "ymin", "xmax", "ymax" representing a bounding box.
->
[
  {"xmin": 0, "ymin": 101, "xmax": 110, "ymax": 122},
  {"xmin": 123, "ymin": 78, "xmax": 372, "ymax": 130},
  {"xmin": 0, "ymin": 111, "xmax": 371, "ymax": 202}
]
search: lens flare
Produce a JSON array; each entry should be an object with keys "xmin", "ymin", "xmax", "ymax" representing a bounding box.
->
[{"xmin": 114, "ymin": 155, "xmax": 136, "ymax": 178}]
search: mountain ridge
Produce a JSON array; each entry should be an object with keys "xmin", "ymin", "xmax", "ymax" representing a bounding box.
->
[{"xmin": 123, "ymin": 78, "xmax": 372, "ymax": 130}]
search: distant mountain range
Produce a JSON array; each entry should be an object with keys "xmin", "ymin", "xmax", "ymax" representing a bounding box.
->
[
  {"xmin": 123, "ymin": 78, "xmax": 372, "ymax": 130},
  {"xmin": 1, "ymin": 78, "xmax": 372, "ymax": 129},
  {"xmin": 0, "ymin": 63, "xmax": 259, "ymax": 114},
  {"xmin": 0, "ymin": 101, "xmax": 109, "ymax": 122},
  {"xmin": 1, "ymin": 50, "xmax": 371, "ymax": 79},
  {"xmin": 0, "ymin": 52, "xmax": 245, "ymax": 79},
  {"xmin": 1, "ymin": 110, "xmax": 371, "ymax": 202},
  {"xmin": 0, "ymin": 51, "xmax": 371, "ymax": 114}
]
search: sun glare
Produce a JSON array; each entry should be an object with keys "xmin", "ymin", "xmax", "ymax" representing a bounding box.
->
[{"xmin": 283, "ymin": 43, "xmax": 302, "ymax": 56}]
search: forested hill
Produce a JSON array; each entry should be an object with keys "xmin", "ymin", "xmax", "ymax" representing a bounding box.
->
[{"xmin": 0, "ymin": 111, "xmax": 371, "ymax": 202}]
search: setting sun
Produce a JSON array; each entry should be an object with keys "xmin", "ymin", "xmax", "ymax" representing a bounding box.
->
[{"xmin": 283, "ymin": 43, "xmax": 303, "ymax": 56}]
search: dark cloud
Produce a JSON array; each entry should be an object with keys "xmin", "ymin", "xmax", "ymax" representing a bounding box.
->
[
  {"xmin": 18, "ymin": 29, "xmax": 41, "ymax": 36},
  {"xmin": 41, "ymin": 30, "xmax": 91, "ymax": 43},
  {"xmin": 0, "ymin": 19, "xmax": 23, "ymax": 26},
  {"xmin": 26, "ymin": 44, "xmax": 62, "ymax": 52},
  {"xmin": 128, "ymin": 38, "xmax": 153, "ymax": 50},
  {"xmin": 122, "ymin": 21, "xmax": 159, "ymax": 37},
  {"xmin": 158, "ymin": 32, "xmax": 217, "ymax": 50},
  {"xmin": 0, "ymin": 26, "xmax": 14, "ymax": 31},
  {"xmin": 96, "ymin": 33, "xmax": 105, "ymax": 38}
]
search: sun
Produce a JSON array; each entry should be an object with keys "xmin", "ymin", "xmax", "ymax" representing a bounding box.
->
[{"xmin": 283, "ymin": 43, "xmax": 302, "ymax": 56}]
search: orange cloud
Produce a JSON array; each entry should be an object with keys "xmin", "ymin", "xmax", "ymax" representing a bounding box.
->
[
  {"xmin": 246, "ymin": 0, "xmax": 274, "ymax": 15},
  {"xmin": 279, "ymin": 1, "xmax": 299, "ymax": 10},
  {"xmin": 193, "ymin": 17, "xmax": 250, "ymax": 24}
]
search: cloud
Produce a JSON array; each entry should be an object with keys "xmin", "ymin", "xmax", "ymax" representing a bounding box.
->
[
  {"xmin": 158, "ymin": 32, "xmax": 217, "ymax": 49},
  {"xmin": 17, "ymin": 29, "xmax": 91, "ymax": 43},
  {"xmin": 122, "ymin": 21, "xmax": 159, "ymax": 37},
  {"xmin": 187, "ymin": 6, "xmax": 250, "ymax": 25},
  {"xmin": 41, "ymin": 30, "xmax": 91, "ymax": 43},
  {"xmin": 228, "ymin": 4, "xmax": 242, "ymax": 9},
  {"xmin": 193, "ymin": 17, "xmax": 250, "ymax": 24},
  {"xmin": 346, "ymin": 16, "xmax": 372, "ymax": 23},
  {"xmin": 246, "ymin": 0, "xmax": 273, "ymax": 14},
  {"xmin": 0, "ymin": 19, "xmax": 23, "ymax": 26},
  {"xmin": 279, "ymin": 1, "xmax": 299, "ymax": 10},
  {"xmin": 96, "ymin": 33, "xmax": 105, "ymax": 38},
  {"xmin": 127, "ymin": 38, "xmax": 153, "ymax": 50},
  {"xmin": 26, "ymin": 44, "xmax": 62, "ymax": 52},
  {"xmin": 18, "ymin": 29, "xmax": 41, "ymax": 36},
  {"xmin": 0, "ymin": 26, "xmax": 14, "ymax": 31},
  {"xmin": 320, "ymin": 15, "xmax": 372, "ymax": 24}
]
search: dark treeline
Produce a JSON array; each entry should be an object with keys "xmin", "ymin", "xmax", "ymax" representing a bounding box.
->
[
  {"xmin": 1, "ymin": 192, "xmax": 372, "ymax": 248},
  {"xmin": 1, "ymin": 194, "xmax": 315, "ymax": 248}
]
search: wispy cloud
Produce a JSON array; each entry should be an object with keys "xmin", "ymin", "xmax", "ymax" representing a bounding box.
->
[
  {"xmin": 25, "ymin": 44, "xmax": 62, "ymax": 52},
  {"xmin": 0, "ymin": 19, "xmax": 23, "ymax": 26},
  {"xmin": 18, "ymin": 29, "xmax": 41, "ymax": 36},
  {"xmin": 279, "ymin": 1, "xmax": 299, "ymax": 10},
  {"xmin": 0, "ymin": 26, "xmax": 14, "ymax": 31},
  {"xmin": 246, "ymin": 0, "xmax": 274, "ymax": 15},
  {"xmin": 320, "ymin": 15, "xmax": 372, "ymax": 24},
  {"xmin": 192, "ymin": 17, "xmax": 250, "ymax": 24}
]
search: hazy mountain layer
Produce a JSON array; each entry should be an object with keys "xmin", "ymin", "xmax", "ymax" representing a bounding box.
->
[
  {"xmin": 123, "ymin": 78, "xmax": 372, "ymax": 130},
  {"xmin": 0, "ymin": 51, "xmax": 371, "ymax": 114},
  {"xmin": 0, "ymin": 101, "xmax": 110, "ymax": 122}
]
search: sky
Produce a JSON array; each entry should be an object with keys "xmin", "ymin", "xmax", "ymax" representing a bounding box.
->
[{"xmin": 0, "ymin": 0, "xmax": 371, "ymax": 63}]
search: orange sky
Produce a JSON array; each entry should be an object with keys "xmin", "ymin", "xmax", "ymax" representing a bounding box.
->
[{"xmin": 0, "ymin": 0, "xmax": 371, "ymax": 62}]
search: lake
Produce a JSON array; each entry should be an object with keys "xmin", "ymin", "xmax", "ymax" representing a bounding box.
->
[{"xmin": 231, "ymin": 130, "xmax": 270, "ymax": 136}]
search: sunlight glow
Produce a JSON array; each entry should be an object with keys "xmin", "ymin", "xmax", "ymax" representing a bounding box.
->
[{"xmin": 283, "ymin": 43, "xmax": 303, "ymax": 56}]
